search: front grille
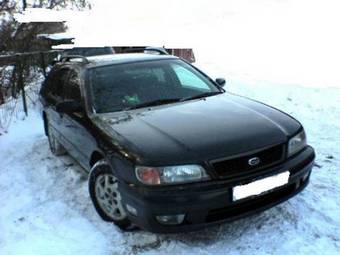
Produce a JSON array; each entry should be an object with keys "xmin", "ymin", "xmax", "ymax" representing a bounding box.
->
[{"xmin": 212, "ymin": 144, "xmax": 284, "ymax": 179}]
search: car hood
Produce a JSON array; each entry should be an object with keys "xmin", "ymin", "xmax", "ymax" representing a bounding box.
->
[{"xmin": 92, "ymin": 93, "xmax": 301, "ymax": 165}]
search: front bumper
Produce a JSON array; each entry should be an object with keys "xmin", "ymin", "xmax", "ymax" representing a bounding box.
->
[{"xmin": 120, "ymin": 146, "xmax": 315, "ymax": 233}]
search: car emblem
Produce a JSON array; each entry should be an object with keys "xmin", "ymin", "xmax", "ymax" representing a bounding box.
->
[{"xmin": 248, "ymin": 157, "xmax": 260, "ymax": 166}]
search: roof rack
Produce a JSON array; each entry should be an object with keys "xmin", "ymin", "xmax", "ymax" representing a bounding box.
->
[
  {"xmin": 60, "ymin": 55, "xmax": 89, "ymax": 64},
  {"xmin": 122, "ymin": 47, "xmax": 169, "ymax": 55},
  {"xmin": 144, "ymin": 47, "xmax": 169, "ymax": 55}
]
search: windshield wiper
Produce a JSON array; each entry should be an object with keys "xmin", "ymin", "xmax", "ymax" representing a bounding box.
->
[
  {"xmin": 124, "ymin": 91, "xmax": 223, "ymax": 110},
  {"xmin": 180, "ymin": 91, "xmax": 223, "ymax": 102},
  {"xmin": 125, "ymin": 98, "xmax": 181, "ymax": 110}
]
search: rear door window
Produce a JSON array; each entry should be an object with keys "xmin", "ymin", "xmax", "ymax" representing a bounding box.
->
[
  {"xmin": 64, "ymin": 70, "xmax": 81, "ymax": 101},
  {"xmin": 45, "ymin": 68, "xmax": 70, "ymax": 101}
]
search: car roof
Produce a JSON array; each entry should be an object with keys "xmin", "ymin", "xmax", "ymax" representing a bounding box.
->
[{"xmin": 80, "ymin": 53, "xmax": 179, "ymax": 68}]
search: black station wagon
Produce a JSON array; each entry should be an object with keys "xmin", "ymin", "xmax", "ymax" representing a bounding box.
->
[{"xmin": 39, "ymin": 53, "xmax": 315, "ymax": 233}]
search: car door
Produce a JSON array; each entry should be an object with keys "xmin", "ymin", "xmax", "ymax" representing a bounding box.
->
[
  {"xmin": 43, "ymin": 68, "xmax": 70, "ymax": 143},
  {"xmin": 60, "ymin": 69, "xmax": 96, "ymax": 170}
]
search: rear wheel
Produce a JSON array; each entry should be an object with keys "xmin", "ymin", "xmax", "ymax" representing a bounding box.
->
[
  {"xmin": 89, "ymin": 159, "xmax": 134, "ymax": 230},
  {"xmin": 47, "ymin": 120, "xmax": 65, "ymax": 156}
]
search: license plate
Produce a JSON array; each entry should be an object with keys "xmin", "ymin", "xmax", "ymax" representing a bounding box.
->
[{"xmin": 232, "ymin": 171, "xmax": 290, "ymax": 201}]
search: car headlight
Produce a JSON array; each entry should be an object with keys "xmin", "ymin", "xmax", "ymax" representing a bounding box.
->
[
  {"xmin": 288, "ymin": 130, "xmax": 307, "ymax": 157},
  {"xmin": 135, "ymin": 165, "xmax": 210, "ymax": 185}
]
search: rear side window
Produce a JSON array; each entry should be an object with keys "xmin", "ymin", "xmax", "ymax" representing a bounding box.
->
[
  {"xmin": 64, "ymin": 70, "xmax": 81, "ymax": 101},
  {"xmin": 44, "ymin": 68, "xmax": 70, "ymax": 99}
]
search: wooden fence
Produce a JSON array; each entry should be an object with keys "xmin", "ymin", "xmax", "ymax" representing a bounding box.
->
[{"xmin": 0, "ymin": 51, "xmax": 58, "ymax": 132}]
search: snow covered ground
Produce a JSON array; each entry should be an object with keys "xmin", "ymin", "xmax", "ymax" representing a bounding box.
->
[
  {"xmin": 4, "ymin": 0, "xmax": 340, "ymax": 253},
  {"xmin": 0, "ymin": 59, "xmax": 339, "ymax": 255}
]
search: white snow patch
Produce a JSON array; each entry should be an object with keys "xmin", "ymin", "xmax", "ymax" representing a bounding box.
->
[{"xmin": 1, "ymin": 63, "xmax": 340, "ymax": 254}]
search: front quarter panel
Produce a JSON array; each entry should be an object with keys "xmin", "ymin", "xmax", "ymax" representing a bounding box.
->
[
  {"xmin": 89, "ymin": 115, "xmax": 142, "ymax": 183},
  {"xmin": 227, "ymin": 94, "xmax": 302, "ymax": 136}
]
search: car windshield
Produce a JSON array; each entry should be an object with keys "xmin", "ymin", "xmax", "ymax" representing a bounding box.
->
[{"xmin": 89, "ymin": 59, "xmax": 221, "ymax": 113}]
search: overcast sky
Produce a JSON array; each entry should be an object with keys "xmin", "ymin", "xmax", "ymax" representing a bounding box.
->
[{"xmin": 15, "ymin": 0, "xmax": 340, "ymax": 88}]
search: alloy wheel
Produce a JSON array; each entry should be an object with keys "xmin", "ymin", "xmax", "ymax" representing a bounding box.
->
[{"xmin": 94, "ymin": 173, "xmax": 127, "ymax": 220}]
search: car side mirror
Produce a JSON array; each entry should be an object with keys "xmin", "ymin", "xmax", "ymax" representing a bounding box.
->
[
  {"xmin": 215, "ymin": 78, "xmax": 226, "ymax": 87},
  {"xmin": 56, "ymin": 100, "xmax": 83, "ymax": 114}
]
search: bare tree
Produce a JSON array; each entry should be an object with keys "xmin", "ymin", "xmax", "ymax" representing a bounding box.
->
[
  {"xmin": 1, "ymin": 0, "xmax": 90, "ymax": 54},
  {"xmin": 0, "ymin": 0, "xmax": 90, "ymax": 102},
  {"xmin": 0, "ymin": 1, "xmax": 16, "ymax": 14}
]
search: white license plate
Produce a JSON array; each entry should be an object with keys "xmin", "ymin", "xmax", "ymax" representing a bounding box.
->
[{"xmin": 232, "ymin": 171, "xmax": 290, "ymax": 201}]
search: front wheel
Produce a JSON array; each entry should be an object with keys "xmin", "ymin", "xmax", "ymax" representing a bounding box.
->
[{"xmin": 89, "ymin": 159, "xmax": 134, "ymax": 231}]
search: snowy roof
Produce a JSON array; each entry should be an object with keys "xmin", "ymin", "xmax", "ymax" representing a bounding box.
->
[{"xmin": 37, "ymin": 33, "xmax": 74, "ymax": 41}]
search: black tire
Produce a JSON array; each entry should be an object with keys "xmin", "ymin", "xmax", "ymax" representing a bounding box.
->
[
  {"xmin": 89, "ymin": 159, "xmax": 134, "ymax": 231},
  {"xmin": 47, "ymin": 119, "xmax": 66, "ymax": 156}
]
